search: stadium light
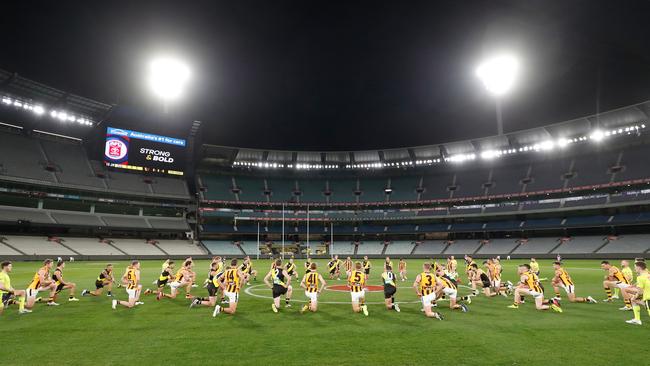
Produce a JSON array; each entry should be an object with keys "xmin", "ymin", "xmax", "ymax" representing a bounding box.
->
[
  {"xmin": 590, "ymin": 129, "xmax": 605, "ymax": 142},
  {"xmin": 147, "ymin": 57, "xmax": 191, "ymax": 110},
  {"xmin": 476, "ymin": 53, "xmax": 519, "ymax": 135},
  {"xmin": 476, "ymin": 54, "xmax": 519, "ymax": 96}
]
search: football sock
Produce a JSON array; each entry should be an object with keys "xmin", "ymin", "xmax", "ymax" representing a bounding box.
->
[{"xmin": 633, "ymin": 304, "xmax": 641, "ymax": 321}]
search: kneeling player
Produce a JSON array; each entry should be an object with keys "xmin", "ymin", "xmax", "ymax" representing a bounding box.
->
[
  {"xmin": 144, "ymin": 261, "xmax": 175, "ymax": 299},
  {"xmin": 0, "ymin": 261, "xmax": 28, "ymax": 314},
  {"xmin": 82, "ymin": 264, "xmax": 114, "ymax": 297},
  {"xmin": 264, "ymin": 259, "xmax": 293, "ymax": 313},
  {"xmin": 413, "ymin": 263, "xmax": 443, "ymax": 320},
  {"xmin": 348, "ymin": 262, "xmax": 368, "ymax": 316},
  {"xmin": 26, "ymin": 259, "xmax": 58, "ymax": 309},
  {"xmin": 190, "ymin": 261, "xmax": 223, "ymax": 309},
  {"xmin": 164, "ymin": 260, "xmax": 193, "ymax": 299},
  {"xmin": 213, "ymin": 259, "xmax": 247, "ymax": 316},
  {"xmin": 469, "ymin": 263, "xmax": 496, "ymax": 297},
  {"xmin": 382, "ymin": 265, "xmax": 400, "ymax": 312},
  {"xmin": 52, "ymin": 260, "xmax": 79, "ymax": 302},
  {"xmin": 551, "ymin": 262, "xmax": 596, "ymax": 303},
  {"xmin": 111, "ymin": 261, "xmax": 141, "ymax": 309},
  {"xmin": 508, "ymin": 264, "xmax": 561, "ymax": 312},
  {"xmin": 435, "ymin": 267, "xmax": 469, "ymax": 312},
  {"xmin": 624, "ymin": 261, "xmax": 649, "ymax": 325},
  {"xmin": 300, "ymin": 263, "xmax": 326, "ymax": 313},
  {"xmin": 601, "ymin": 260, "xmax": 633, "ymax": 310}
]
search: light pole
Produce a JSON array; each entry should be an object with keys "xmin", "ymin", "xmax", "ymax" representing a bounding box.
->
[
  {"xmin": 147, "ymin": 57, "xmax": 191, "ymax": 113},
  {"xmin": 476, "ymin": 54, "xmax": 519, "ymax": 135}
]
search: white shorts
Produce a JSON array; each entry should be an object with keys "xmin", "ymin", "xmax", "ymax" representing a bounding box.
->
[
  {"xmin": 350, "ymin": 290, "xmax": 365, "ymax": 304},
  {"xmin": 616, "ymin": 282, "xmax": 631, "ymax": 289},
  {"xmin": 520, "ymin": 289, "xmax": 543, "ymax": 299},
  {"xmin": 224, "ymin": 291, "xmax": 239, "ymax": 304},
  {"xmin": 492, "ymin": 280, "xmax": 501, "ymax": 289},
  {"xmin": 442, "ymin": 287, "xmax": 457, "ymax": 300},
  {"xmin": 421, "ymin": 292, "xmax": 436, "ymax": 307},
  {"xmin": 561, "ymin": 284, "xmax": 575, "ymax": 294},
  {"xmin": 26, "ymin": 288, "xmax": 39, "ymax": 298},
  {"xmin": 126, "ymin": 288, "xmax": 138, "ymax": 299},
  {"xmin": 170, "ymin": 281, "xmax": 182, "ymax": 289},
  {"xmin": 305, "ymin": 291, "xmax": 318, "ymax": 304}
]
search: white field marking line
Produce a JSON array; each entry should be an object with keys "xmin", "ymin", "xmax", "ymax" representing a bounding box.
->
[{"xmin": 243, "ymin": 284, "xmax": 423, "ymax": 305}]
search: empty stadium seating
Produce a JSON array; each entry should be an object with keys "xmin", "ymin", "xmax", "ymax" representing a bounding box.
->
[
  {"xmin": 110, "ymin": 239, "xmax": 166, "ymax": 255},
  {"xmin": 412, "ymin": 241, "xmax": 448, "ymax": 255},
  {"xmin": 2, "ymin": 236, "xmax": 76, "ymax": 256},
  {"xmin": 476, "ymin": 239, "xmax": 520, "ymax": 255},
  {"xmin": 154, "ymin": 240, "xmax": 205, "ymax": 255},
  {"xmin": 202, "ymin": 241, "xmax": 245, "ymax": 255},
  {"xmin": 385, "ymin": 241, "xmax": 415, "ymax": 255},
  {"xmin": 597, "ymin": 235, "xmax": 650, "ymax": 254},
  {"xmin": 331, "ymin": 242, "xmax": 355, "ymax": 255},
  {"xmin": 444, "ymin": 240, "xmax": 482, "ymax": 255},
  {"xmin": 512, "ymin": 238, "xmax": 560, "ymax": 254},
  {"xmin": 356, "ymin": 241, "xmax": 385, "ymax": 255},
  {"xmin": 554, "ymin": 236, "xmax": 607, "ymax": 254}
]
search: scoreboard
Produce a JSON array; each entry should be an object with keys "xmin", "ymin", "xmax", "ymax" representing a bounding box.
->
[{"xmin": 103, "ymin": 127, "xmax": 186, "ymax": 176}]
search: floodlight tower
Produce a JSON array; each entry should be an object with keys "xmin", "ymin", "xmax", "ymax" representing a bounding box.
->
[
  {"xmin": 476, "ymin": 54, "xmax": 519, "ymax": 135},
  {"xmin": 147, "ymin": 57, "xmax": 191, "ymax": 113}
]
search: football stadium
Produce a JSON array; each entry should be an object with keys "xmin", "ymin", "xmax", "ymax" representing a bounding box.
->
[{"xmin": 1, "ymin": 2, "xmax": 650, "ymax": 365}]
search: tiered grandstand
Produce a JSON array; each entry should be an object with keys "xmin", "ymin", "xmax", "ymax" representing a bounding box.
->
[{"xmin": 1, "ymin": 69, "xmax": 650, "ymax": 259}]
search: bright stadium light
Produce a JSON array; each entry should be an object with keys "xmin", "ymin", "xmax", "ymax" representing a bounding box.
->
[
  {"xmin": 147, "ymin": 57, "xmax": 191, "ymax": 110},
  {"xmin": 476, "ymin": 54, "xmax": 519, "ymax": 96},
  {"xmin": 475, "ymin": 53, "xmax": 520, "ymax": 136},
  {"xmin": 590, "ymin": 129, "xmax": 605, "ymax": 142}
]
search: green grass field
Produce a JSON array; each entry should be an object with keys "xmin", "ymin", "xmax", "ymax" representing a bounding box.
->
[{"xmin": 1, "ymin": 258, "xmax": 648, "ymax": 365}]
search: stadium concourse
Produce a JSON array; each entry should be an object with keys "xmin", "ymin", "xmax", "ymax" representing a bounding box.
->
[{"xmin": 1, "ymin": 70, "xmax": 650, "ymax": 365}]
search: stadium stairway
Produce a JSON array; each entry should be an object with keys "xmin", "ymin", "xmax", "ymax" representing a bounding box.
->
[
  {"xmin": 105, "ymin": 241, "xmax": 128, "ymax": 255},
  {"xmin": 593, "ymin": 239, "xmax": 611, "ymax": 253},
  {"xmin": 508, "ymin": 240, "xmax": 523, "ymax": 255},
  {"xmin": 152, "ymin": 242, "xmax": 170, "ymax": 256},
  {"xmin": 56, "ymin": 241, "xmax": 82, "ymax": 256}
]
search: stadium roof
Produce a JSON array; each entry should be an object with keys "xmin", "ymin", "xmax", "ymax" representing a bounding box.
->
[{"xmin": 201, "ymin": 100, "xmax": 650, "ymax": 168}]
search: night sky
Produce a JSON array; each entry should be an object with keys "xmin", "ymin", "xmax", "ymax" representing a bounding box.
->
[{"xmin": 2, "ymin": 0, "xmax": 650, "ymax": 151}]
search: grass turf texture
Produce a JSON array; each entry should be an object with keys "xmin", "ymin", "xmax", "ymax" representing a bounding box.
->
[{"xmin": 1, "ymin": 259, "xmax": 649, "ymax": 365}]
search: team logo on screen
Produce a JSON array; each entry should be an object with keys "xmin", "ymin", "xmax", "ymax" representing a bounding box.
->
[{"xmin": 104, "ymin": 137, "xmax": 128, "ymax": 162}]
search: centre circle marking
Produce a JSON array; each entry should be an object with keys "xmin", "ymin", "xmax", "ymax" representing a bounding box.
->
[{"xmin": 243, "ymin": 284, "xmax": 423, "ymax": 305}]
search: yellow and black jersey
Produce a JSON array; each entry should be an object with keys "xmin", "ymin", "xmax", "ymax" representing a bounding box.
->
[
  {"xmin": 419, "ymin": 272, "xmax": 436, "ymax": 295},
  {"xmin": 465, "ymin": 261, "xmax": 476, "ymax": 273},
  {"xmin": 240, "ymin": 262, "xmax": 252, "ymax": 274},
  {"xmin": 53, "ymin": 269, "xmax": 63, "ymax": 286},
  {"xmin": 214, "ymin": 261, "xmax": 224, "ymax": 275},
  {"xmin": 348, "ymin": 270, "xmax": 366, "ymax": 292},
  {"xmin": 125, "ymin": 267, "xmax": 137, "ymax": 290},
  {"xmin": 304, "ymin": 272, "xmax": 319, "ymax": 293},
  {"xmin": 438, "ymin": 275, "xmax": 457, "ymax": 290},
  {"xmin": 611, "ymin": 266, "xmax": 630, "ymax": 284},
  {"xmin": 304, "ymin": 260, "xmax": 312, "ymax": 273},
  {"xmin": 493, "ymin": 264, "xmax": 502, "ymax": 280},
  {"xmin": 328, "ymin": 261, "xmax": 337, "ymax": 273},
  {"xmin": 557, "ymin": 268, "xmax": 573, "ymax": 286},
  {"xmin": 224, "ymin": 268, "xmax": 241, "ymax": 293},
  {"xmin": 362, "ymin": 260, "xmax": 371, "ymax": 270},
  {"xmin": 272, "ymin": 268, "xmax": 287, "ymax": 287},
  {"xmin": 28, "ymin": 266, "xmax": 48, "ymax": 290},
  {"xmin": 344, "ymin": 260, "xmax": 353, "ymax": 272},
  {"xmin": 382, "ymin": 271, "xmax": 396, "ymax": 288},
  {"xmin": 285, "ymin": 262, "xmax": 296, "ymax": 274},
  {"xmin": 174, "ymin": 269, "xmax": 185, "ymax": 282},
  {"xmin": 446, "ymin": 259, "xmax": 457, "ymax": 272},
  {"xmin": 159, "ymin": 270, "xmax": 171, "ymax": 282},
  {"xmin": 398, "ymin": 261, "xmax": 406, "ymax": 271},
  {"xmin": 524, "ymin": 271, "xmax": 542, "ymax": 293}
]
